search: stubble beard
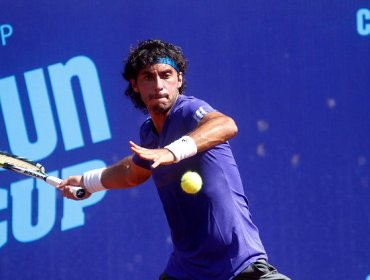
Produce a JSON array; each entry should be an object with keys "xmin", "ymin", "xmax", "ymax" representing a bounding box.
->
[
  {"xmin": 148, "ymin": 91, "xmax": 179, "ymax": 115},
  {"xmin": 151, "ymin": 103, "xmax": 171, "ymax": 115}
]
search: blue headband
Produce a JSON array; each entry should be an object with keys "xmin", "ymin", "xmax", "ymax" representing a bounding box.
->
[{"xmin": 156, "ymin": 57, "xmax": 180, "ymax": 72}]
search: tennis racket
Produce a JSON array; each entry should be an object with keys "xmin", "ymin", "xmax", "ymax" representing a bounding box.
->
[{"xmin": 0, "ymin": 151, "xmax": 86, "ymax": 199}]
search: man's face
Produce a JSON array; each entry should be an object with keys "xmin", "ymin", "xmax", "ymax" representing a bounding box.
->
[{"xmin": 131, "ymin": 63, "xmax": 183, "ymax": 115}]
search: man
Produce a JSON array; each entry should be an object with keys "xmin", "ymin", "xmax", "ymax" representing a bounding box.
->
[{"xmin": 59, "ymin": 39, "xmax": 290, "ymax": 280}]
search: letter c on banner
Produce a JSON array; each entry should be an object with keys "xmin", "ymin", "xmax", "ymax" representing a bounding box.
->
[{"xmin": 357, "ymin": 8, "xmax": 370, "ymax": 36}]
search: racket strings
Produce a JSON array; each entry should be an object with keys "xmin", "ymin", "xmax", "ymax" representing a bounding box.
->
[{"xmin": 0, "ymin": 153, "xmax": 45, "ymax": 173}]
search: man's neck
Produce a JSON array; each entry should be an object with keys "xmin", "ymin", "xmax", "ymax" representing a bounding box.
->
[
  {"xmin": 148, "ymin": 94, "xmax": 180, "ymax": 134},
  {"xmin": 149, "ymin": 113, "xmax": 168, "ymax": 135}
]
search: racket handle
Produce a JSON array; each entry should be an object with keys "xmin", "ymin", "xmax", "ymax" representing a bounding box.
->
[{"xmin": 46, "ymin": 176, "xmax": 87, "ymax": 199}]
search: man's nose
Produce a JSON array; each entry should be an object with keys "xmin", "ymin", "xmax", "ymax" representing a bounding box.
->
[{"xmin": 154, "ymin": 76, "xmax": 164, "ymax": 90}]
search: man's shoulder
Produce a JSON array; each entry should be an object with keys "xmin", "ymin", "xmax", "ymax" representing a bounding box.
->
[
  {"xmin": 174, "ymin": 95, "xmax": 206, "ymax": 112},
  {"xmin": 177, "ymin": 94, "xmax": 198, "ymax": 105}
]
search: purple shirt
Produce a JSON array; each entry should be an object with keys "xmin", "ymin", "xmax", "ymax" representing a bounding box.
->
[{"xmin": 133, "ymin": 95, "xmax": 267, "ymax": 279}]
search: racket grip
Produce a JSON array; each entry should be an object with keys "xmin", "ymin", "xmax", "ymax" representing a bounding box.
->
[{"xmin": 46, "ymin": 176, "xmax": 87, "ymax": 199}]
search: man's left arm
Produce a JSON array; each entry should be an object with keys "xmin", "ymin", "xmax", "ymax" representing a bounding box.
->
[
  {"xmin": 130, "ymin": 112, "xmax": 238, "ymax": 168},
  {"xmin": 188, "ymin": 111, "xmax": 238, "ymax": 152}
]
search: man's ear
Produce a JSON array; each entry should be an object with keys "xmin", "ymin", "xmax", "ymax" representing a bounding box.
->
[
  {"xmin": 177, "ymin": 72, "xmax": 183, "ymax": 89},
  {"xmin": 130, "ymin": 79, "xmax": 139, "ymax": 93}
]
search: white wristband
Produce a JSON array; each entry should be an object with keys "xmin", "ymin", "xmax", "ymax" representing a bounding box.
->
[
  {"xmin": 165, "ymin": 136, "xmax": 197, "ymax": 162},
  {"xmin": 82, "ymin": 168, "xmax": 107, "ymax": 193}
]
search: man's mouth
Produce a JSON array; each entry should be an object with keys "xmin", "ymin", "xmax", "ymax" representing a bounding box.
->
[{"xmin": 150, "ymin": 93, "xmax": 168, "ymax": 100}]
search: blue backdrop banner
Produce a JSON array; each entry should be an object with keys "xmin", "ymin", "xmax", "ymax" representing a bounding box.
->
[{"xmin": 0, "ymin": 1, "xmax": 369, "ymax": 279}]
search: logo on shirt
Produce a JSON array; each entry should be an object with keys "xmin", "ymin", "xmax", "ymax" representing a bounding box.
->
[{"xmin": 194, "ymin": 106, "xmax": 207, "ymax": 122}]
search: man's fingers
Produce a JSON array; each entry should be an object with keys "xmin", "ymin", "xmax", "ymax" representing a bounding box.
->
[
  {"xmin": 129, "ymin": 141, "xmax": 143, "ymax": 151},
  {"xmin": 56, "ymin": 176, "xmax": 87, "ymax": 200},
  {"xmin": 129, "ymin": 140, "xmax": 177, "ymax": 168},
  {"xmin": 130, "ymin": 141, "xmax": 149, "ymax": 156}
]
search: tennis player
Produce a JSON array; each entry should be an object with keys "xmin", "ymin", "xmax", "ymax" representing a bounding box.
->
[{"xmin": 59, "ymin": 39, "xmax": 290, "ymax": 280}]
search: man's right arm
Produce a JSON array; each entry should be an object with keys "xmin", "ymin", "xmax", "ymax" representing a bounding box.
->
[
  {"xmin": 100, "ymin": 155, "xmax": 151, "ymax": 189},
  {"xmin": 58, "ymin": 155, "xmax": 151, "ymax": 200}
]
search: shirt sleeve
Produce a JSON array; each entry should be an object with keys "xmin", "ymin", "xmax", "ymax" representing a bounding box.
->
[{"xmin": 181, "ymin": 97, "xmax": 216, "ymax": 130}]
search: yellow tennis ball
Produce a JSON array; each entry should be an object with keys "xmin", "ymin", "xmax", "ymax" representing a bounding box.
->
[{"xmin": 181, "ymin": 171, "xmax": 202, "ymax": 194}]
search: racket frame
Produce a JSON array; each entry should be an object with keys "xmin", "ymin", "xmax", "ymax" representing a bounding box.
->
[{"xmin": 0, "ymin": 152, "xmax": 86, "ymax": 198}]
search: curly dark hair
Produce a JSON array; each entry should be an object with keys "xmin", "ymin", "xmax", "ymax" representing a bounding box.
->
[{"xmin": 122, "ymin": 39, "xmax": 188, "ymax": 113}]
